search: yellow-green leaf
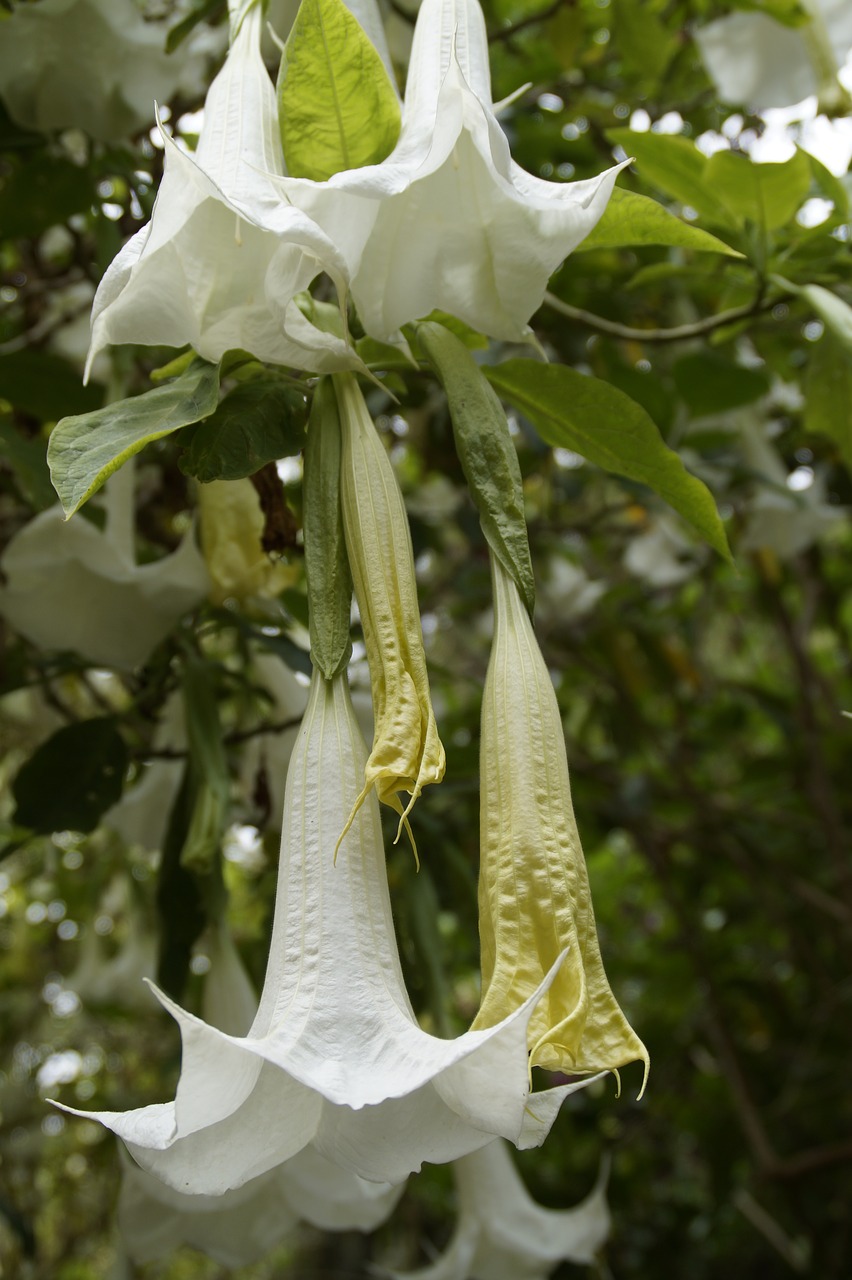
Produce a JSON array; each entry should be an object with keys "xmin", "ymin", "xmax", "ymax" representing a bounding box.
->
[{"xmin": 278, "ymin": 0, "xmax": 400, "ymax": 181}]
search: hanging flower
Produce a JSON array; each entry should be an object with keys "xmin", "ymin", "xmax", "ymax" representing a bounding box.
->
[
  {"xmin": 118, "ymin": 923, "xmax": 404, "ymax": 1267},
  {"xmin": 390, "ymin": 1140, "xmax": 611, "ymax": 1280},
  {"xmin": 472, "ymin": 556, "xmax": 649, "ymax": 1087},
  {"xmin": 335, "ymin": 373, "xmax": 445, "ymax": 841},
  {"xmin": 0, "ymin": 464, "xmax": 209, "ymax": 671},
  {"xmin": 695, "ymin": 0, "xmax": 852, "ymax": 113},
  {"xmin": 86, "ymin": 0, "xmax": 359, "ymax": 380},
  {"xmin": 55, "ymin": 669, "xmax": 588, "ymax": 1193},
  {"xmin": 0, "ymin": 0, "xmax": 218, "ymax": 143},
  {"xmin": 277, "ymin": 0, "xmax": 623, "ymax": 342}
]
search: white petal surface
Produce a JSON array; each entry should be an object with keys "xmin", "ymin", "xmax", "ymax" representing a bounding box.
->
[
  {"xmin": 392, "ymin": 1139, "xmax": 610, "ymax": 1280},
  {"xmin": 87, "ymin": 6, "xmax": 358, "ymax": 375},
  {"xmin": 0, "ymin": 506, "xmax": 209, "ymax": 670},
  {"xmin": 279, "ymin": 0, "xmax": 622, "ymax": 341},
  {"xmin": 695, "ymin": 0, "xmax": 852, "ymax": 110},
  {"xmin": 58, "ymin": 672, "xmax": 576, "ymax": 1192}
]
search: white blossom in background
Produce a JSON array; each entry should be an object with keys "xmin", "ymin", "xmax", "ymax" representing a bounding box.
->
[
  {"xmin": 278, "ymin": 0, "xmax": 624, "ymax": 342},
  {"xmin": 0, "ymin": 463, "xmax": 209, "ymax": 670},
  {"xmin": 389, "ymin": 1140, "xmax": 610, "ymax": 1280},
  {"xmin": 695, "ymin": 0, "xmax": 852, "ymax": 112},
  {"xmin": 86, "ymin": 0, "xmax": 360, "ymax": 379},
  {"xmin": 623, "ymin": 514, "xmax": 702, "ymax": 589},
  {"xmin": 56, "ymin": 670, "xmax": 590, "ymax": 1193},
  {"xmin": 738, "ymin": 421, "xmax": 844, "ymax": 559},
  {"xmin": 238, "ymin": 651, "xmax": 310, "ymax": 827},
  {"xmin": 0, "ymin": 0, "xmax": 218, "ymax": 142}
]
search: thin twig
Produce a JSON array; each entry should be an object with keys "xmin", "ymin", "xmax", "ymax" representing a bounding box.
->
[
  {"xmin": 489, "ymin": 0, "xmax": 571, "ymax": 44},
  {"xmin": 142, "ymin": 715, "xmax": 303, "ymax": 760},
  {"xmin": 543, "ymin": 290, "xmax": 783, "ymax": 343}
]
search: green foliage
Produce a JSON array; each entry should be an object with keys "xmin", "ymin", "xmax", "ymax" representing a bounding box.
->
[
  {"xmin": 11, "ymin": 718, "xmax": 127, "ymax": 835},
  {"xmin": 179, "ymin": 380, "xmax": 307, "ymax": 483},
  {"xmin": 418, "ymin": 321, "xmax": 536, "ymax": 615},
  {"xmin": 48, "ymin": 359, "xmax": 221, "ymax": 516},
  {"xmin": 579, "ymin": 187, "xmax": 742, "ymax": 256},
  {"xmin": 485, "ymin": 358, "xmax": 732, "ymax": 560},
  {"xmin": 278, "ymin": 0, "xmax": 400, "ymax": 180}
]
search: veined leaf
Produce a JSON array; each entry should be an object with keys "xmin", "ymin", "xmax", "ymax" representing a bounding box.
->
[
  {"xmin": 805, "ymin": 332, "xmax": 852, "ymax": 472},
  {"xmin": 179, "ymin": 380, "xmax": 306, "ymax": 483},
  {"xmin": 278, "ymin": 0, "xmax": 400, "ymax": 181},
  {"xmin": 485, "ymin": 360, "xmax": 731, "ymax": 561},
  {"xmin": 579, "ymin": 188, "xmax": 742, "ymax": 256},
  {"xmin": 48, "ymin": 360, "xmax": 221, "ymax": 518},
  {"xmin": 608, "ymin": 129, "xmax": 741, "ymax": 231},
  {"xmin": 703, "ymin": 147, "xmax": 811, "ymax": 230}
]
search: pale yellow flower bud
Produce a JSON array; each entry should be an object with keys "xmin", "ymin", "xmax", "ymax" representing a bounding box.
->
[
  {"xmin": 334, "ymin": 372, "xmax": 445, "ymax": 848},
  {"xmin": 474, "ymin": 556, "xmax": 649, "ymax": 1090}
]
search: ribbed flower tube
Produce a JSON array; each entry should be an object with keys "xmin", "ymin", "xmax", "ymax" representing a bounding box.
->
[
  {"xmin": 335, "ymin": 372, "xmax": 445, "ymax": 843},
  {"xmin": 473, "ymin": 556, "xmax": 649, "ymax": 1088}
]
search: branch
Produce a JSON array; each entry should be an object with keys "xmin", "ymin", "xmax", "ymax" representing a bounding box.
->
[
  {"xmin": 543, "ymin": 291, "xmax": 783, "ymax": 344},
  {"xmin": 489, "ymin": 0, "xmax": 571, "ymax": 44}
]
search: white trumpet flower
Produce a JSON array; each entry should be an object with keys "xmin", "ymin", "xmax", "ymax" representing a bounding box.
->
[
  {"xmin": 695, "ymin": 0, "xmax": 852, "ymax": 112},
  {"xmin": 0, "ymin": 0, "xmax": 216, "ymax": 143},
  {"xmin": 86, "ymin": 0, "xmax": 358, "ymax": 379},
  {"xmin": 56, "ymin": 670, "xmax": 589, "ymax": 1193},
  {"xmin": 0, "ymin": 463, "xmax": 208, "ymax": 670},
  {"xmin": 473, "ymin": 557, "xmax": 649, "ymax": 1086},
  {"xmin": 118, "ymin": 924, "xmax": 405, "ymax": 1267},
  {"xmin": 390, "ymin": 1140, "xmax": 611, "ymax": 1280},
  {"xmin": 278, "ymin": 0, "xmax": 623, "ymax": 342}
]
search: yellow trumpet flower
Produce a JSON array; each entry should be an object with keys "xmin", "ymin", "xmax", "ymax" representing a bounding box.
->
[{"xmin": 474, "ymin": 556, "xmax": 649, "ymax": 1089}]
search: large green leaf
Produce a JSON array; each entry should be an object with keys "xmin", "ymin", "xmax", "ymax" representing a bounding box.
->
[
  {"xmin": 278, "ymin": 0, "xmax": 400, "ymax": 181},
  {"xmin": 0, "ymin": 350, "xmax": 103, "ymax": 420},
  {"xmin": 12, "ymin": 718, "xmax": 127, "ymax": 835},
  {"xmin": 0, "ymin": 154, "xmax": 96, "ymax": 239},
  {"xmin": 418, "ymin": 322, "xmax": 535, "ymax": 614},
  {"xmin": 48, "ymin": 359, "xmax": 221, "ymax": 517},
  {"xmin": 672, "ymin": 352, "xmax": 770, "ymax": 416},
  {"xmin": 608, "ymin": 130, "xmax": 741, "ymax": 231},
  {"xmin": 703, "ymin": 148, "xmax": 811, "ymax": 230},
  {"xmin": 805, "ymin": 333, "xmax": 852, "ymax": 472},
  {"xmin": 485, "ymin": 359, "xmax": 731, "ymax": 561},
  {"xmin": 579, "ymin": 188, "xmax": 741, "ymax": 256},
  {"xmin": 179, "ymin": 380, "xmax": 306, "ymax": 483}
]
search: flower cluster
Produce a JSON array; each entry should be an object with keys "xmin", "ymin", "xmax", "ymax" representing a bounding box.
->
[{"xmin": 42, "ymin": 0, "xmax": 648, "ymax": 1271}]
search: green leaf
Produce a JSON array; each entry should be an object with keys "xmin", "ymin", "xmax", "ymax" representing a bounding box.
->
[
  {"xmin": 48, "ymin": 359, "xmax": 221, "ymax": 517},
  {"xmin": 12, "ymin": 718, "xmax": 127, "ymax": 835},
  {"xmin": 0, "ymin": 351, "xmax": 104, "ymax": 420},
  {"xmin": 579, "ymin": 188, "xmax": 742, "ymax": 256},
  {"xmin": 278, "ymin": 0, "xmax": 401, "ymax": 181},
  {"xmin": 179, "ymin": 381, "xmax": 306, "ymax": 483},
  {"xmin": 0, "ymin": 154, "xmax": 95, "ymax": 239},
  {"xmin": 304, "ymin": 379, "xmax": 353, "ymax": 678},
  {"xmin": 485, "ymin": 359, "xmax": 731, "ymax": 561},
  {"xmin": 419, "ymin": 323, "xmax": 536, "ymax": 614},
  {"xmin": 805, "ymin": 332, "xmax": 852, "ymax": 472},
  {"xmin": 608, "ymin": 130, "xmax": 741, "ymax": 230},
  {"xmin": 808, "ymin": 152, "xmax": 850, "ymax": 220},
  {"xmin": 611, "ymin": 0, "xmax": 676, "ymax": 81},
  {"xmin": 0, "ymin": 418, "xmax": 55, "ymax": 510},
  {"xmin": 165, "ymin": 0, "xmax": 222, "ymax": 52},
  {"xmin": 672, "ymin": 352, "xmax": 770, "ymax": 416},
  {"xmin": 703, "ymin": 148, "xmax": 811, "ymax": 230},
  {"xmin": 776, "ymin": 277, "xmax": 852, "ymax": 352}
]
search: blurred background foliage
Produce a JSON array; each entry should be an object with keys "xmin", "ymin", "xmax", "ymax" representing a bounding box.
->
[{"xmin": 1, "ymin": 0, "xmax": 851, "ymax": 1276}]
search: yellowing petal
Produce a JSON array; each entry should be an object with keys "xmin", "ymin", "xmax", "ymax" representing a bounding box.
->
[
  {"xmin": 473, "ymin": 557, "xmax": 649, "ymax": 1088},
  {"xmin": 198, "ymin": 478, "xmax": 297, "ymax": 605},
  {"xmin": 335, "ymin": 372, "xmax": 445, "ymax": 840}
]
